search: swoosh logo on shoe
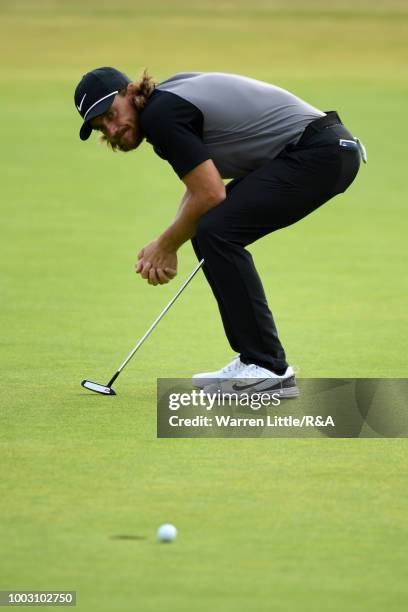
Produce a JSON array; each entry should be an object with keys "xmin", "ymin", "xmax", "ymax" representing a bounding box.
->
[
  {"xmin": 232, "ymin": 379, "xmax": 268, "ymax": 391},
  {"xmin": 77, "ymin": 93, "xmax": 87, "ymax": 112}
]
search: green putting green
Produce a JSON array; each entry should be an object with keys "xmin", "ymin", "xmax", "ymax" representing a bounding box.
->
[{"xmin": 1, "ymin": 1, "xmax": 407, "ymax": 610}]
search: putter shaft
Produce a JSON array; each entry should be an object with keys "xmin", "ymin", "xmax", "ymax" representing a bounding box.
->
[{"xmin": 107, "ymin": 258, "xmax": 204, "ymax": 385}]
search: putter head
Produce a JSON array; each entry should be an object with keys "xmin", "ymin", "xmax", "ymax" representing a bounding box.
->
[{"xmin": 81, "ymin": 380, "xmax": 116, "ymax": 396}]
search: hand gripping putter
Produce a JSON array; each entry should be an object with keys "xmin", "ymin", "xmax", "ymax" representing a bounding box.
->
[{"xmin": 81, "ymin": 259, "xmax": 204, "ymax": 396}]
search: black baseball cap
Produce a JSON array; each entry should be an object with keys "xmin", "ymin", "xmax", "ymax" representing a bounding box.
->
[{"xmin": 74, "ymin": 67, "xmax": 132, "ymax": 141}]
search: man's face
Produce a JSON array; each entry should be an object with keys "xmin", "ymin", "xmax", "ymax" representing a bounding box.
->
[{"xmin": 90, "ymin": 88, "xmax": 143, "ymax": 151}]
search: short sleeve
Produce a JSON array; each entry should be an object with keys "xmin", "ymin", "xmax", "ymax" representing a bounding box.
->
[{"xmin": 140, "ymin": 90, "xmax": 210, "ymax": 179}]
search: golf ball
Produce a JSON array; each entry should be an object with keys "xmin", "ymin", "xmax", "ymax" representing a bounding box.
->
[{"xmin": 157, "ymin": 523, "xmax": 177, "ymax": 543}]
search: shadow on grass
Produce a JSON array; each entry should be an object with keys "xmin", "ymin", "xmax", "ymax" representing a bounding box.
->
[
  {"xmin": 75, "ymin": 394, "xmax": 116, "ymax": 398},
  {"xmin": 110, "ymin": 534, "xmax": 147, "ymax": 541}
]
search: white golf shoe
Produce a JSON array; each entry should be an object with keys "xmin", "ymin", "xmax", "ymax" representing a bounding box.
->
[
  {"xmin": 192, "ymin": 356, "xmax": 248, "ymax": 388},
  {"xmin": 203, "ymin": 363, "xmax": 299, "ymax": 398}
]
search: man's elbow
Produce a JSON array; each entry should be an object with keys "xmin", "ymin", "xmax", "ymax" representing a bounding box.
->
[
  {"xmin": 188, "ymin": 187, "xmax": 226, "ymax": 213},
  {"xmin": 206, "ymin": 185, "xmax": 226, "ymax": 207},
  {"xmin": 182, "ymin": 159, "xmax": 227, "ymax": 209}
]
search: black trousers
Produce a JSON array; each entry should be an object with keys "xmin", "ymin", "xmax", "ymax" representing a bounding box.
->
[{"xmin": 191, "ymin": 112, "xmax": 361, "ymax": 373}]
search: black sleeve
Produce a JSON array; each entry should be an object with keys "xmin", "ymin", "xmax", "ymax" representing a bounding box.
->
[{"xmin": 140, "ymin": 90, "xmax": 210, "ymax": 179}]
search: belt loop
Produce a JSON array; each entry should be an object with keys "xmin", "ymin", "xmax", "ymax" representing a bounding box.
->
[
  {"xmin": 294, "ymin": 110, "xmax": 343, "ymax": 148},
  {"xmin": 323, "ymin": 110, "xmax": 342, "ymax": 124}
]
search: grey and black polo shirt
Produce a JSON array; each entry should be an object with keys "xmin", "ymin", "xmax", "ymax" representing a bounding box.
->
[{"xmin": 139, "ymin": 72, "xmax": 325, "ymax": 180}]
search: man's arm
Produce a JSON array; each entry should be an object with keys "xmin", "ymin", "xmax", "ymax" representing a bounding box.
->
[
  {"xmin": 159, "ymin": 159, "xmax": 226, "ymax": 251},
  {"xmin": 136, "ymin": 159, "xmax": 226, "ymax": 285}
]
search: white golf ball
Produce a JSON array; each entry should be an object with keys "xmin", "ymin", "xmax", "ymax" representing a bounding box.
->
[{"xmin": 157, "ymin": 523, "xmax": 177, "ymax": 543}]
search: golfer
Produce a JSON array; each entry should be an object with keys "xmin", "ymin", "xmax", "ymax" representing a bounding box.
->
[{"xmin": 74, "ymin": 67, "xmax": 365, "ymax": 393}]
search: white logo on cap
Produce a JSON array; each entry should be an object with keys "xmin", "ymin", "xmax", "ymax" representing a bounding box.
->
[
  {"xmin": 83, "ymin": 91, "xmax": 118, "ymax": 121},
  {"xmin": 77, "ymin": 93, "xmax": 87, "ymax": 112}
]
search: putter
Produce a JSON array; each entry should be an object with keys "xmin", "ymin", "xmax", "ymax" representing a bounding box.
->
[{"xmin": 81, "ymin": 259, "xmax": 204, "ymax": 395}]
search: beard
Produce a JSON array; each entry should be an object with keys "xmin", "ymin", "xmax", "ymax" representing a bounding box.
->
[
  {"xmin": 101, "ymin": 126, "xmax": 144, "ymax": 152},
  {"xmin": 114, "ymin": 126, "xmax": 143, "ymax": 152}
]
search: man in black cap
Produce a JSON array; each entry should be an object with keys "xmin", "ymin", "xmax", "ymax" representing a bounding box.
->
[{"xmin": 75, "ymin": 67, "xmax": 365, "ymax": 392}]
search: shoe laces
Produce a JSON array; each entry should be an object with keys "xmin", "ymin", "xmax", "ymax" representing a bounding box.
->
[
  {"xmin": 241, "ymin": 363, "xmax": 266, "ymax": 377},
  {"xmin": 221, "ymin": 356, "xmax": 244, "ymax": 374}
]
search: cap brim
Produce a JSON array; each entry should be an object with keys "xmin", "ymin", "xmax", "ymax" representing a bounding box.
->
[
  {"xmin": 80, "ymin": 122, "xmax": 92, "ymax": 141},
  {"xmin": 78, "ymin": 93, "xmax": 117, "ymax": 141}
]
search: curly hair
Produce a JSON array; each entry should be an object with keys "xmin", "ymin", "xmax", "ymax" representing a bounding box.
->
[
  {"xmin": 100, "ymin": 68, "xmax": 156, "ymax": 151},
  {"xmin": 130, "ymin": 68, "xmax": 157, "ymax": 111}
]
